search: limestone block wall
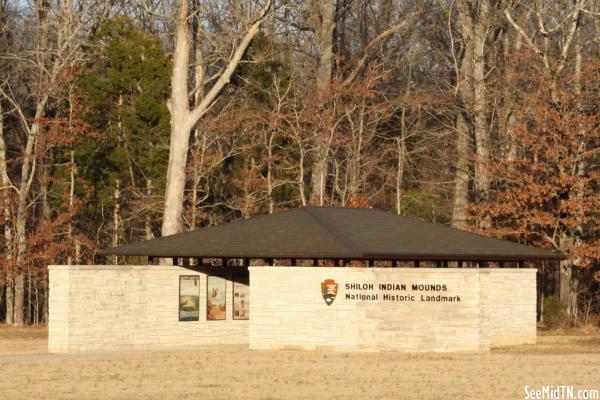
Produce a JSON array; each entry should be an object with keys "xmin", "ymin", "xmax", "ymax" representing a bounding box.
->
[
  {"xmin": 250, "ymin": 267, "xmax": 484, "ymax": 352},
  {"xmin": 48, "ymin": 265, "xmax": 248, "ymax": 353},
  {"xmin": 486, "ymin": 269, "xmax": 537, "ymax": 347},
  {"xmin": 49, "ymin": 265, "xmax": 536, "ymax": 353},
  {"xmin": 49, "ymin": 267, "xmax": 70, "ymax": 352},
  {"xmin": 249, "ymin": 267, "xmax": 536, "ymax": 352}
]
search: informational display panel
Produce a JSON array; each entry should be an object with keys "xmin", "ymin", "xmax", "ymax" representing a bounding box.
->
[
  {"xmin": 233, "ymin": 281, "xmax": 249, "ymax": 320},
  {"xmin": 207, "ymin": 275, "xmax": 226, "ymax": 320},
  {"xmin": 179, "ymin": 275, "xmax": 200, "ymax": 321}
]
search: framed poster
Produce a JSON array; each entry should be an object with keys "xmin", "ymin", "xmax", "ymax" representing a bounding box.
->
[
  {"xmin": 207, "ymin": 275, "xmax": 226, "ymax": 320},
  {"xmin": 233, "ymin": 281, "xmax": 249, "ymax": 320},
  {"xmin": 179, "ymin": 275, "xmax": 200, "ymax": 321}
]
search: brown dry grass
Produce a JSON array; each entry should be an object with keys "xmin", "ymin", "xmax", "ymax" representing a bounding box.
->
[
  {"xmin": 0, "ymin": 325, "xmax": 48, "ymax": 356},
  {"xmin": 0, "ymin": 327, "xmax": 599, "ymax": 400},
  {"xmin": 538, "ymin": 324, "xmax": 600, "ymax": 337}
]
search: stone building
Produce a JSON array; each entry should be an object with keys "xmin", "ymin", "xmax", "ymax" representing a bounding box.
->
[{"xmin": 49, "ymin": 207, "xmax": 563, "ymax": 353}]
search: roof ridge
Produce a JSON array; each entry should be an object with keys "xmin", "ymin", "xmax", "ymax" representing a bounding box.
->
[{"xmin": 303, "ymin": 207, "xmax": 363, "ymax": 256}]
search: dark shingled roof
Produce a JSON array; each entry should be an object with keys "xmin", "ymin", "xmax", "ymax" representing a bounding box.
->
[{"xmin": 99, "ymin": 206, "xmax": 565, "ymax": 261}]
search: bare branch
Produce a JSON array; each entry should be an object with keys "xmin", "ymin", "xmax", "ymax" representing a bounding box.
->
[
  {"xmin": 342, "ymin": 16, "xmax": 413, "ymax": 87},
  {"xmin": 186, "ymin": 0, "xmax": 273, "ymax": 128}
]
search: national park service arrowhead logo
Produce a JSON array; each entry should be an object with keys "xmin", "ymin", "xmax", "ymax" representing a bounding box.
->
[{"xmin": 321, "ymin": 279, "xmax": 338, "ymax": 306}]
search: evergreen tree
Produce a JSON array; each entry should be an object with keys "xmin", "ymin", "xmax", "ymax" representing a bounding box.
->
[{"xmin": 76, "ymin": 17, "xmax": 170, "ymax": 242}]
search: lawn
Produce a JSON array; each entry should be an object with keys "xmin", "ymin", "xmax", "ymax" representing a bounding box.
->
[{"xmin": 0, "ymin": 327, "xmax": 598, "ymax": 400}]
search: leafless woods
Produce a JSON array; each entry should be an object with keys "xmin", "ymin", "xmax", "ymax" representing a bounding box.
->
[{"xmin": 0, "ymin": 0, "xmax": 599, "ymax": 325}]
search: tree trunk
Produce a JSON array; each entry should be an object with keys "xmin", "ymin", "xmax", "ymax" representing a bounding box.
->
[
  {"xmin": 501, "ymin": 29, "xmax": 522, "ymax": 166},
  {"xmin": 310, "ymin": 150, "xmax": 328, "ymax": 206},
  {"xmin": 395, "ymin": 135, "xmax": 405, "ymax": 215},
  {"xmin": 13, "ymin": 270, "xmax": 24, "ymax": 325},
  {"xmin": 570, "ymin": 274, "xmax": 579, "ymax": 326},
  {"xmin": 14, "ymin": 173, "xmax": 29, "ymax": 327},
  {"xmin": 310, "ymin": 0, "xmax": 335, "ymax": 205},
  {"xmin": 266, "ymin": 132, "xmax": 274, "ymax": 214},
  {"xmin": 471, "ymin": 0, "xmax": 490, "ymax": 205},
  {"xmin": 315, "ymin": 0, "xmax": 335, "ymax": 94},
  {"xmin": 13, "ymin": 97, "xmax": 48, "ymax": 326},
  {"xmin": 11, "ymin": 0, "xmax": 52, "ymax": 327},
  {"xmin": 348, "ymin": 100, "xmax": 366, "ymax": 196},
  {"xmin": 451, "ymin": 113, "xmax": 470, "ymax": 229},
  {"xmin": 396, "ymin": 71, "xmax": 412, "ymax": 215},
  {"xmin": 296, "ymin": 139, "xmax": 307, "ymax": 207},
  {"xmin": 145, "ymin": 178, "xmax": 154, "ymax": 240},
  {"xmin": 43, "ymin": 280, "xmax": 48, "ymax": 324},
  {"xmin": 112, "ymin": 179, "xmax": 121, "ymax": 264},
  {"xmin": 33, "ymin": 278, "xmax": 39, "ymax": 325},
  {"xmin": 190, "ymin": 14, "xmax": 204, "ymax": 231},
  {"xmin": 162, "ymin": 118, "xmax": 191, "ymax": 236},
  {"xmin": 453, "ymin": 0, "xmax": 491, "ymax": 229},
  {"xmin": 41, "ymin": 162, "xmax": 51, "ymax": 225},
  {"xmin": 0, "ymin": 98, "xmax": 14, "ymax": 324},
  {"xmin": 452, "ymin": 0, "xmax": 475, "ymax": 229},
  {"xmin": 67, "ymin": 150, "xmax": 75, "ymax": 265},
  {"xmin": 190, "ymin": 134, "xmax": 207, "ymax": 230},
  {"xmin": 559, "ymin": 259, "xmax": 572, "ymax": 321},
  {"xmin": 13, "ymin": 211, "xmax": 27, "ymax": 326},
  {"xmin": 27, "ymin": 266, "xmax": 31, "ymax": 324},
  {"xmin": 190, "ymin": 157, "xmax": 199, "ymax": 230},
  {"xmin": 162, "ymin": 0, "xmax": 193, "ymax": 236},
  {"xmin": 75, "ymin": 242, "xmax": 81, "ymax": 264},
  {"xmin": 568, "ymin": 29, "xmax": 584, "ymax": 327},
  {"xmin": 162, "ymin": 0, "xmax": 271, "ymax": 236},
  {"xmin": 5, "ymin": 277, "xmax": 13, "ymax": 325}
]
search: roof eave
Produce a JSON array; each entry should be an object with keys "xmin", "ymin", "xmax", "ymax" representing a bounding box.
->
[
  {"xmin": 363, "ymin": 253, "xmax": 566, "ymax": 262},
  {"xmin": 99, "ymin": 250, "xmax": 566, "ymax": 262}
]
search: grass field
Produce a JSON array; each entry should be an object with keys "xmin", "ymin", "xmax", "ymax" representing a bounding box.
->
[{"xmin": 0, "ymin": 327, "xmax": 599, "ymax": 400}]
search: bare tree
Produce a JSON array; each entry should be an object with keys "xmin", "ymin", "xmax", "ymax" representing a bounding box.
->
[
  {"xmin": 450, "ymin": 0, "xmax": 493, "ymax": 228},
  {"xmin": 308, "ymin": 0, "xmax": 335, "ymax": 206},
  {"xmin": 504, "ymin": 0, "xmax": 583, "ymax": 102},
  {"xmin": 504, "ymin": 0, "xmax": 586, "ymax": 320},
  {"xmin": 0, "ymin": 0, "xmax": 109, "ymax": 324},
  {"xmin": 161, "ymin": 0, "xmax": 273, "ymax": 236}
]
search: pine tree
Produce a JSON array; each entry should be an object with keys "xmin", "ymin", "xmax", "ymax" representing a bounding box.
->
[{"xmin": 76, "ymin": 17, "xmax": 170, "ymax": 245}]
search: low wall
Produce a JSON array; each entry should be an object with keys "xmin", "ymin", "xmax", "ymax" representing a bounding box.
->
[
  {"xmin": 487, "ymin": 269, "xmax": 537, "ymax": 347},
  {"xmin": 49, "ymin": 265, "xmax": 536, "ymax": 353},
  {"xmin": 249, "ymin": 267, "xmax": 536, "ymax": 352},
  {"xmin": 48, "ymin": 265, "xmax": 249, "ymax": 353}
]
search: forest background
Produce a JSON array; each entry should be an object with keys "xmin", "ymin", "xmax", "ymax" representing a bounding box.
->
[{"xmin": 0, "ymin": 0, "xmax": 598, "ymax": 327}]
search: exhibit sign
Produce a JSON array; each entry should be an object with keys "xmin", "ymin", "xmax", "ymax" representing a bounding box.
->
[
  {"xmin": 179, "ymin": 275, "xmax": 200, "ymax": 321},
  {"xmin": 207, "ymin": 276, "xmax": 226, "ymax": 320},
  {"xmin": 233, "ymin": 281, "xmax": 249, "ymax": 320}
]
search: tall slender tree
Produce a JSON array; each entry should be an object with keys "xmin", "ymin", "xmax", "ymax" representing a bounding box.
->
[{"xmin": 161, "ymin": 0, "xmax": 273, "ymax": 237}]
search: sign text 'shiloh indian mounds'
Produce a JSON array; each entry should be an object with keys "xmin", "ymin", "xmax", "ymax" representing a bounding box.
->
[{"xmin": 338, "ymin": 280, "xmax": 461, "ymax": 303}]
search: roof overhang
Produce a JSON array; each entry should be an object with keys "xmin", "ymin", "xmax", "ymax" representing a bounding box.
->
[{"xmin": 99, "ymin": 207, "xmax": 566, "ymax": 263}]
